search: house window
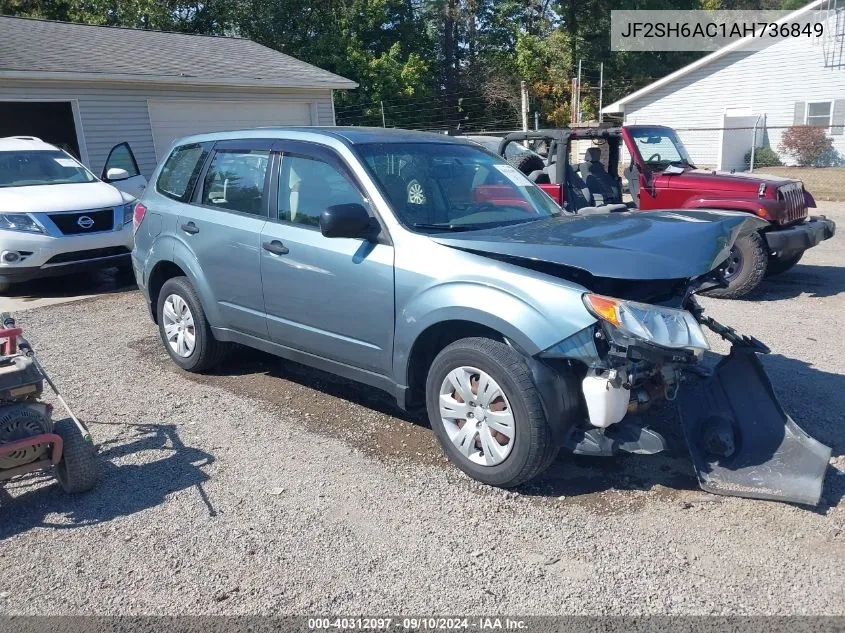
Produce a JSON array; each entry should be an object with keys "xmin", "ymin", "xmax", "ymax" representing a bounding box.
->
[{"xmin": 806, "ymin": 102, "xmax": 833, "ymax": 129}]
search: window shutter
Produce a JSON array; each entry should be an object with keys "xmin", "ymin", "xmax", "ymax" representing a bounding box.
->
[
  {"xmin": 832, "ymin": 99, "xmax": 845, "ymax": 136},
  {"xmin": 793, "ymin": 101, "xmax": 806, "ymax": 125}
]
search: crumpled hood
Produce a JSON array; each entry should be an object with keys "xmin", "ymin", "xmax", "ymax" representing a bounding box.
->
[{"xmin": 432, "ymin": 210, "xmax": 767, "ymax": 280}]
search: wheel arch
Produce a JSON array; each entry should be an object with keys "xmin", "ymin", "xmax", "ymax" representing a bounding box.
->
[
  {"xmin": 402, "ymin": 319, "xmax": 510, "ymax": 409},
  {"xmin": 396, "ymin": 288, "xmax": 572, "ymax": 409},
  {"xmin": 145, "ymin": 240, "xmax": 220, "ymax": 325}
]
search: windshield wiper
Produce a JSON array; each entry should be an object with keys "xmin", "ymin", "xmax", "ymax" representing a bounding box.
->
[{"xmin": 411, "ymin": 223, "xmax": 480, "ymax": 232}]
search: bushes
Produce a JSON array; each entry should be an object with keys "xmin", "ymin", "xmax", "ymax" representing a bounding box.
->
[
  {"xmin": 778, "ymin": 126, "xmax": 835, "ymax": 166},
  {"xmin": 744, "ymin": 147, "xmax": 782, "ymax": 168}
]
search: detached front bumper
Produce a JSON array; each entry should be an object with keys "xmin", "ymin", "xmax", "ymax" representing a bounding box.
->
[
  {"xmin": 678, "ymin": 347, "xmax": 831, "ymax": 506},
  {"xmin": 763, "ymin": 215, "xmax": 835, "ymax": 257}
]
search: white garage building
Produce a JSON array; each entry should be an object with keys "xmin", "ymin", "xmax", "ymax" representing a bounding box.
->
[
  {"xmin": 602, "ymin": 0, "xmax": 844, "ymax": 170},
  {"xmin": 0, "ymin": 16, "xmax": 356, "ymax": 177}
]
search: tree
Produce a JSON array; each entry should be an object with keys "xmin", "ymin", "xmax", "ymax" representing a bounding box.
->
[{"xmin": 779, "ymin": 126, "xmax": 835, "ymax": 167}]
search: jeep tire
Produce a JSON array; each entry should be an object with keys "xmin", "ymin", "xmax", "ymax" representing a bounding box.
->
[{"xmin": 702, "ymin": 232, "xmax": 768, "ymax": 299}]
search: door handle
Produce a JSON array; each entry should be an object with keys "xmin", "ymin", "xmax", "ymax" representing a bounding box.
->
[
  {"xmin": 180, "ymin": 222, "xmax": 199, "ymax": 235},
  {"xmin": 262, "ymin": 240, "xmax": 289, "ymax": 255}
]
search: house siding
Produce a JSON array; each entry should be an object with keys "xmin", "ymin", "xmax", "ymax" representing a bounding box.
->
[
  {"xmin": 0, "ymin": 80, "xmax": 336, "ymax": 176},
  {"xmin": 622, "ymin": 32, "xmax": 845, "ymax": 168}
]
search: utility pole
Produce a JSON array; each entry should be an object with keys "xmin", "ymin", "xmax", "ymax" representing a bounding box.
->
[
  {"xmin": 570, "ymin": 78, "xmax": 578, "ymax": 125},
  {"xmin": 576, "ymin": 59, "xmax": 582, "ymax": 123},
  {"xmin": 598, "ymin": 62, "xmax": 604, "ymax": 123},
  {"xmin": 520, "ymin": 80, "xmax": 529, "ymax": 147},
  {"xmin": 380, "ymin": 101, "xmax": 386, "ymax": 127},
  {"xmin": 534, "ymin": 111, "xmax": 539, "ymax": 130}
]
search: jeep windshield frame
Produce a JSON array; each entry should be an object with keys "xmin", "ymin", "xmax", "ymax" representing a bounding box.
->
[
  {"xmin": 354, "ymin": 141, "xmax": 561, "ymax": 234},
  {"xmin": 627, "ymin": 126, "xmax": 695, "ymax": 171}
]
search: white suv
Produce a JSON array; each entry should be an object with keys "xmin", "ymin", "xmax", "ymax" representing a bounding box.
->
[{"xmin": 0, "ymin": 136, "xmax": 147, "ymax": 292}]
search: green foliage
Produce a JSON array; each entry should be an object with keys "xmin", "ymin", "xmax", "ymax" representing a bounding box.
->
[
  {"xmin": 779, "ymin": 126, "xmax": 836, "ymax": 167},
  {"xmin": 744, "ymin": 147, "xmax": 782, "ymax": 168},
  {"xmin": 0, "ymin": 0, "xmax": 806, "ymax": 131}
]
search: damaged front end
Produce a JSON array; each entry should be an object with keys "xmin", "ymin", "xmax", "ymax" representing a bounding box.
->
[{"xmin": 539, "ymin": 293, "xmax": 831, "ymax": 506}]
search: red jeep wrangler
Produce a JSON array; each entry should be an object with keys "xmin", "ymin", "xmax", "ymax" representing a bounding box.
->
[{"xmin": 499, "ymin": 126, "xmax": 835, "ymax": 298}]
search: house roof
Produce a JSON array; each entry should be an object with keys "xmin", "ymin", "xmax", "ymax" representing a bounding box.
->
[
  {"xmin": 0, "ymin": 16, "xmax": 358, "ymax": 90},
  {"xmin": 602, "ymin": 0, "xmax": 823, "ymax": 114}
]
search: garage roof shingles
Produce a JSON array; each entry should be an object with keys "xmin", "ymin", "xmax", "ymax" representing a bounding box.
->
[{"xmin": 0, "ymin": 16, "xmax": 357, "ymax": 89}]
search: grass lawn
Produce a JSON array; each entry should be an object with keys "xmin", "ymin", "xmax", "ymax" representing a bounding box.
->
[{"xmin": 752, "ymin": 166, "xmax": 845, "ymax": 202}]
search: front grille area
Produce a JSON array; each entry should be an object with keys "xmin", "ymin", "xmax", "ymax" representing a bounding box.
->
[
  {"xmin": 777, "ymin": 182, "xmax": 808, "ymax": 224},
  {"xmin": 48, "ymin": 209, "xmax": 115, "ymax": 235},
  {"xmin": 44, "ymin": 246, "xmax": 130, "ymax": 266}
]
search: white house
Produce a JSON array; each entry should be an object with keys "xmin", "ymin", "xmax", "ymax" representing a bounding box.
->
[
  {"xmin": 0, "ymin": 16, "xmax": 357, "ymax": 178},
  {"xmin": 603, "ymin": 0, "xmax": 844, "ymax": 170}
]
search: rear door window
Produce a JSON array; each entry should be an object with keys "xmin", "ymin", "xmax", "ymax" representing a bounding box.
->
[
  {"xmin": 201, "ymin": 149, "xmax": 270, "ymax": 216},
  {"xmin": 156, "ymin": 143, "xmax": 209, "ymax": 201}
]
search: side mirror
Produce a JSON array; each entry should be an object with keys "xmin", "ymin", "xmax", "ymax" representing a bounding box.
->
[
  {"xmin": 105, "ymin": 167, "xmax": 130, "ymax": 182},
  {"xmin": 320, "ymin": 203, "xmax": 376, "ymax": 239}
]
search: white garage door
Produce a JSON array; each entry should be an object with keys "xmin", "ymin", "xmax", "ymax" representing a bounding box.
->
[{"xmin": 148, "ymin": 99, "xmax": 312, "ymax": 161}]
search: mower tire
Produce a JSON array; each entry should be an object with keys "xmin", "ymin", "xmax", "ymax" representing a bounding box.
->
[{"xmin": 54, "ymin": 419, "xmax": 99, "ymax": 493}]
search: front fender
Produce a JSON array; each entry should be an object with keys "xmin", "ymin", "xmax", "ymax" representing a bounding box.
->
[{"xmin": 394, "ymin": 280, "xmax": 595, "ymax": 387}]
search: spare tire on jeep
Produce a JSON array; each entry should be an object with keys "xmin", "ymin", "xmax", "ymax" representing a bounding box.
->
[{"xmin": 507, "ymin": 152, "xmax": 545, "ymax": 176}]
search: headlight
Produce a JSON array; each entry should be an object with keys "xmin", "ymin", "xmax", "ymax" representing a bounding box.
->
[
  {"xmin": 583, "ymin": 293, "xmax": 709, "ymax": 351},
  {"xmin": 122, "ymin": 202, "xmax": 135, "ymax": 225},
  {"xmin": 0, "ymin": 213, "xmax": 44, "ymax": 234}
]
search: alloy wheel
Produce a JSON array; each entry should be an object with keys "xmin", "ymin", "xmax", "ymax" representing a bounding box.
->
[
  {"xmin": 162, "ymin": 294, "xmax": 196, "ymax": 358},
  {"xmin": 439, "ymin": 366, "xmax": 515, "ymax": 466}
]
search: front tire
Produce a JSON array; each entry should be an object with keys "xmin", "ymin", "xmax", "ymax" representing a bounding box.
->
[
  {"xmin": 157, "ymin": 276, "xmax": 226, "ymax": 372},
  {"xmin": 701, "ymin": 232, "xmax": 768, "ymax": 299},
  {"xmin": 425, "ymin": 337, "xmax": 557, "ymax": 488}
]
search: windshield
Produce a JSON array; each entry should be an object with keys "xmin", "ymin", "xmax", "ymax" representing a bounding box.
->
[
  {"xmin": 629, "ymin": 127, "xmax": 693, "ymax": 169},
  {"xmin": 0, "ymin": 151, "xmax": 96, "ymax": 188},
  {"xmin": 356, "ymin": 142, "xmax": 560, "ymax": 232}
]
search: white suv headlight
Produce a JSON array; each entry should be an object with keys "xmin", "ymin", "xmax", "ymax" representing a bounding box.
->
[
  {"xmin": 583, "ymin": 293, "xmax": 709, "ymax": 351},
  {"xmin": 0, "ymin": 213, "xmax": 44, "ymax": 234}
]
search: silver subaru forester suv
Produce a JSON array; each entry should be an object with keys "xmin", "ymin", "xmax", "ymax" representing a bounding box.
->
[{"xmin": 131, "ymin": 127, "xmax": 830, "ymax": 505}]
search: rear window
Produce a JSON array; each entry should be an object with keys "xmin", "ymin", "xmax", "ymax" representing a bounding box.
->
[{"xmin": 156, "ymin": 143, "xmax": 208, "ymax": 201}]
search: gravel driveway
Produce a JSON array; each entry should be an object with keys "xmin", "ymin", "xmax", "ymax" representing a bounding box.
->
[{"xmin": 1, "ymin": 203, "xmax": 843, "ymax": 616}]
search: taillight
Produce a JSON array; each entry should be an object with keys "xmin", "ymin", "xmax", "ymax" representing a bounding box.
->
[{"xmin": 132, "ymin": 202, "xmax": 147, "ymax": 233}]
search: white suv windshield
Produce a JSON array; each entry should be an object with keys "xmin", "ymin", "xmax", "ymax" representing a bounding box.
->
[
  {"xmin": 0, "ymin": 151, "xmax": 96, "ymax": 188},
  {"xmin": 356, "ymin": 142, "xmax": 560, "ymax": 232}
]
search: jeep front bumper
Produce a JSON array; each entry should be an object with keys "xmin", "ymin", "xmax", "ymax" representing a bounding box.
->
[{"xmin": 763, "ymin": 215, "xmax": 835, "ymax": 257}]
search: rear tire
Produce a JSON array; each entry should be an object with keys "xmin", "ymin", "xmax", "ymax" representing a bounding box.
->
[
  {"xmin": 157, "ymin": 276, "xmax": 227, "ymax": 372},
  {"xmin": 766, "ymin": 252, "xmax": 803, "ymax": 276},
  {"xmin": 702, "ymin": 232, "xmax": 768, "ymax": 299},
  {"xmin": 54, "ymin": 419, "xmax": 98, "ymax": 494},
  {"xmin": 425, "ymin": 337, "xmax": 558, "ymax": 488},
  {"xmin": 507, "ymin": 152, "xmax": 546, "ymax": 176}
]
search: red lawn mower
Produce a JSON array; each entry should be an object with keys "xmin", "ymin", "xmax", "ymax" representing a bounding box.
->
[{"xmin": 0, "ymin": 312, "xmax": 98, "ymax": 495}]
